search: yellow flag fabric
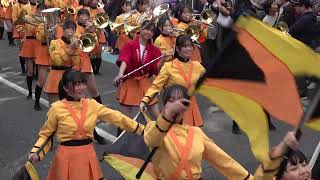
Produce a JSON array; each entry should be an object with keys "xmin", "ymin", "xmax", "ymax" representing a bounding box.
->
[
  {"xmin": 305, "ymin": 119, "xmax": 320, "ymax": 132},
  {"xmin": 104, "ymin": 154, "xmax": 156, "ymax": 180},
  {"xmin": 236, "ymin": 16, "xmax": 320, "ymax": 78},
  {"xmin": 198, "ymin": 86, "xmax": 269, "ymax": 162}
]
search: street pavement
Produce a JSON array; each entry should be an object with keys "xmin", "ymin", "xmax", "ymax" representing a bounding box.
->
[{"xmin": 0, "ymin": 36, "xmax": 319, "ymax": 180}]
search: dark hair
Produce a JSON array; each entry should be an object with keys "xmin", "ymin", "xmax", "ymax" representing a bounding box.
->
[
  {"xmin": 163, "ymin": 84, "xmax": 190, "ymax": 105},
  {"xmin": 174, "ymin": 35, "xmax": 193, "ymax": 57},
  {"xmin": 157, "ymin": 16, "xmax": 172, "ymax": 31},
  {"xmin": 292, "ymin": 0, "xmax": 312, "ymax": 8},
  {"xmin": 58, "ymin": 69, "xmax": 87, "ymax": 100},
  {"xmin": 140, "ymin": 20, "xmax": 156, "ymax": 33},
  {"xmin": 63, "ymin": 20, "xmax": 77, "ymax": 30},
  {"xmin": 177, "ymin": 4, "xmax": 192, "ymax": 22},
  {"xmin": 36, "ymin": 3, "xmax": 47, "ymax": 11},
  {"xmin": 136, "ymin": 0, "xmax": 149, "ymax": 6},
  {"xmin": 77, "ymin": 8, "xmax": 90, "ymax": 17},
  {"xmin": 121, "ymin": 0, "xmax": 132, "ymax": 7},
  {"xmin": 263, "ymin": 0, "xmax": 276, "ymax": 14},
  {"xmin": 275, "ymin": 149, "xmax": 309, "ymax": 180}
]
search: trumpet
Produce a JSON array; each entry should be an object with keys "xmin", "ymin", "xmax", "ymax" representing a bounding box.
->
[
  {"xmin": 93, "ymin": 12, "xmax": 109, "ymax": 29},
  {"xmin": 66, "ymin": 6, "xmax": 76, "ymax": 15}
]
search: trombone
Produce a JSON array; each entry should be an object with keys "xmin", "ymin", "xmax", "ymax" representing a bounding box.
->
[{"xmin": 190, "ymin": 9, "xmax": 216, "ymax": 28}]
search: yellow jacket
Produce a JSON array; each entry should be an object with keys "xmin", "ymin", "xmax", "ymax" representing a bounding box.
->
[
  {"xmin": 49, "ymin": 38, "xmax": 80, "ymax": 68},
  {"xmin": 144, "ymin": 116, "xmax": 253, "ymax": 180},
  {"xmin": 141, "ymin": 59, "xmax": 205, "ymax": 104},
  {"xmin": 31, "ymin": 98, "xmax": 145, "ymax": 160}
]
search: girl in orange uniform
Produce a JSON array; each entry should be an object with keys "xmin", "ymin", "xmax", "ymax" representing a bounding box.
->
[
  {"xmin": 75, "ymin": 8, "xmax": 103, "ymax": 104},
  {"xmin": 28, "ymin": 69, "xmax": 145, "ymax": 180},
  {"xmin": 20, "ymin": 2, "xmax": 41, "ymax": 99},
  {"xmin": 3, "ymin": 0, "xmax": 14, "ymax": 45},
  {"xmin": 144, "ymin": 85, "xmax": 252, "ymax": 180},
  {"xmin": 43, "ymin": 20, "xmax": 81, "ymax": 104},
  {"xmin": 0, "ymin": 4, "xmax": 4, "ymax": 39},
  {"xmin": 176, "ymin": 4, "xmax": 208, "ymax": 63},
  {"xmin": 154, "ymin": 16, "xmax": 176, "ymax": 63},
  {"xmin": 140, "ymin": 35, "xmax": 205, "ymax": 127},
  {"xmin": 33, "ymin": 3, "xmax": 50, "ymax": 111}
]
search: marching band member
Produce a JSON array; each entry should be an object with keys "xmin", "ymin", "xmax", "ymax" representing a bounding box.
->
[
  {"xmin": 75, "ymin": 8, "xmax": 103, "ymax": 104},
  {"xmin": 154, "ymin": 16, "xmax": 176, "ymax": 63},
  {"xmin": 28, "ymin": 69, "xmax": 145, "ymax": 180},
  {"xmin": 144, "ymin": 84, "xmax": 253, "ymax": 180},
  {"xmin": 114, "ymin": 20, "xmax": 161, "ymax": 126},
  {"xmin": 140, "ymin": 35, "xmax": 205, "ymax": 127},
  {"xmin": 12, "ymin": 0, "xmax": 28, "ymax": 74},
  {"xmin": 43, "ymin": 20, "xmax": 81, "ymax": 104},
  {"xmin": 0, "ymin": 4, "xmax": 5, "ymax": 40},
  {"xmin": 3, "ymin": 0, "xmax": 14, "ymax": 46},
  {"xmin": 114, "ymin": 0, "xmax": 136, "ymax": 52},
  {"xmin": 33, "ymin": 3, "xmax": 50, "ymax": 111},
  {"xmin": 20, "ymin": 1, "xmax": 41, "ymax": 99},
  {"xmin": 176, "ymin": 4, "xmax": 207, "ymax": 63},
  {"xmin": 89, "ymin": 0, "xmax": 106, "ymax": 75}
]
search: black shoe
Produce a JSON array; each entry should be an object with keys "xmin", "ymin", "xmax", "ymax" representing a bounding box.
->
[
  {"xmin": 34, "ymin": 103, "xmax": 42, "ymax": 111},
  {"xmin": 27, "ymin": 94, "xmax": 32, "ymax": 100},
  {"xmin": 94, "ymin": 129, "xmax": 108, "ymax": 145},
  {"xmin": 94, "ymin": 71, "xmax": 102, "ymax": 75},
  {"xmin": 232, "ymin": 121, "xmax": 242, "ymax": 135}
]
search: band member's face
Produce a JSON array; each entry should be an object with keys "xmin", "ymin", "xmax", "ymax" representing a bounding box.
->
[
  {"xmin": 140, "ymin": 28, "xmax": 154, "ymax": 40},
  {"xmin": 282, "ymin": 161, "xmax": 311, "ymax": 180},
  {"xmin": 181, "ymin": 8, "xmax": 192, "ymax": 22},
  {"xmin": 177, "ymin": 44, "xmax": 193, "ymax": 60},
  {"xmin": 161, "ymin": 20, "xmax": 173, "ymax": 36},
  {"xmin": 122, "ymin": 3, "xmax": 131, "ymax": 12},
  {"xmin": 138, "ymin": 3, "xmax": 149, "ymax": 12},
  {"xmin": 64, "ymin": 82, "xmax": 87, "ymax": 100},
  {"xmin": 78, "ymin": 14, "xmax": 89, "ymax": 25},
  {"xmin": 271, "ymin": 3, "xmax": 279, "ymax": 13},
  {"xmin": 63, "ymin": 27, "xmax": 75, "ymax": 39}
]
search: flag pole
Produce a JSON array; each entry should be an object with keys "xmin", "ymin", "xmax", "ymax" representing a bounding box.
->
[{"xmin": 309, "ymin": 141, "xmax": 320, "ymax": 169}]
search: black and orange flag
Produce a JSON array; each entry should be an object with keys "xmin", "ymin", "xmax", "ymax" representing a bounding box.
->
[
  {"xmin": 194, "ymin": 15, "xmax": 320, "ymax": 162},
  {"xmin": 102, "ymin": 112, "xmax": 156, "ymax": 180}
]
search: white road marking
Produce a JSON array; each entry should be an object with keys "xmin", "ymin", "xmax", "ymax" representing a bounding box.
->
[{"xmin": 0, "ymin": 75, "xmax": 117, "ymax": 142}]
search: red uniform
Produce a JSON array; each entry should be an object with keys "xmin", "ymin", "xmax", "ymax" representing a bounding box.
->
[{"xmin": 116, "ymin": 37, "xmax": 162, "ymax": 106}]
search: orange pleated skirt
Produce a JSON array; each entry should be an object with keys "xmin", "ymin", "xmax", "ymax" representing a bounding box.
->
[
  {"xmin": 20, "ymin": 39, "xmax": 40, "ymax": 58},
  {"xmin": 183, "ymin": 96, "xmax": 203, "ymax": 127},
  {"xmin": 44, "ymin": 70, "xmax": 65, "ymax": 94},
  {"xmin": 80, "ymin": 52, "xmax": 93, "ymax": 73},
  {"xmin": 47, "ymin": 143, "xmax": 103, "ymax": 180},
  {"xmin": 191, "ymin": 46, "xmax": 202, "ymax": 63},
  {"xmin": 116, "ymin": 77, "xmax": 158, "ymax": 106},
  {"xmin": 36, "ymin": 45, "xmax": 51, "ymax": 66},
  {"xmin": 115, "ymin": 33, "xmax": 131, "ymax": 51}
]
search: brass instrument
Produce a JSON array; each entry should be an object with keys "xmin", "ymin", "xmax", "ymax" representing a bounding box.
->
[
  {"xmin": 136, "ymin": 8, "xmax": 153, "ymax": 25},
  {"xmin": 172, "ymin": 25, "xmax": 200, "ymax": 42},
  {"xmin": 42, "ymin": 8, "xmax": 61, "ymax": 47},
  {"xmin": 72, "ymin": 33, "xmax": 96, "ymax": 53},
  {"xmin": 14, "ymin": 9, "xmax": 28, "ymax": 26},
  {"xmin": 191, "ymin": 9, "xmax": 216, "ymax": 28},
  {"xmin": 66, "ymin": 6, "xmax": 76, "ymax": 15},
  {"xmin": 93, "ymin": 12, "xmax": 109, "ymax": 29},
  {"xmin": 119, "ymin": 9, "xmax": 138, "ymax": 22},
  {"xmin": 124, "ymin": 23, "xmax": 139, "ymax": 36},
  {"xmin": 274, "ymin": 21, "xmax": 289, "ymax": 33},
  {"xmin": 1, "ymin": 0, "xmax": 9, "ymax": 7},
  {"xmin": 23, "ymin": 14, "xmax": 44, "ymax": 26},
  {"xmin": 153, "ymin": 3, "xmax": 169, "ymax": 18}
]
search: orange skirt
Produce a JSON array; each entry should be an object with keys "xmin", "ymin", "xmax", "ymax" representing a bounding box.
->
[
  {"xmin": 116, "ymin": 77, "xmax": 158, "ymax": 106},
  {"xmin": 80, "ymin": 52, "xmax": 93, "ymax": 73},
  {"xmin": 44, "ymin": 70, "xmax": 64, "ymax": 94},
  {"xmin": 47, "ymin": 143, "xmax": 103, "ymax": 180},
  {"xmin": 36, "ymin": 45, "xmax": 51, "ymax": 66},
  {"xmin": 115, "ymin": 33, "xmax": 130, "ymax": 51},
  {"xmin": 183, "ymin": 96, "xmax": 203, "ymax": 127},
  {"xmin": 92, "ymin": 43, "xmax": 101, "ymax": 57},
  {"xmin": 191, "ymin": 46, "xmax": 202, "ymax": 63},
  {"xmin": 20, "ymin": 39, "xmax": 40, "ymax": 58}
]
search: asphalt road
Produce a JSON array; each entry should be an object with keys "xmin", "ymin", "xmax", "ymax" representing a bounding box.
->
[{"xmin": 0, "ymin": 36, "xmax": 319, "ymax": 180}]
